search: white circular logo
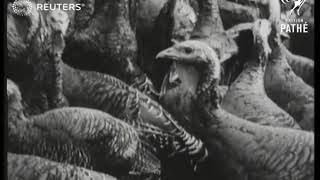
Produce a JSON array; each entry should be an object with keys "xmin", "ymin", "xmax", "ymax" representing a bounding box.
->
[{"xmin": 12, "ymin": 0, "xmax": 33, "ymax": 16}]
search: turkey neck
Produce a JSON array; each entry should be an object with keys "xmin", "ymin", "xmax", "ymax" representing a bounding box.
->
[
  {"xmin": 46, "ymin": 31, "xmax": 65, "ymax": 109},
  {"xmin": 106, "ymin": 0, "xmax": 142, "ymax": 83},
  {"xmin": 193, "ymin": 51, "xmax": 226, "ymax": 125},
  {"xmin": 269, "ymin": 35, "xmax": 286, "ymax": 61},
  {"xmin": 250, "ymin": 37, "xmax": 269, "ymax": 67},
  {"xmin": 239, "ymin": 38, "xmax": 270, "ymax": 88},
  {"xmin": 191, "ymin": 0, "xmax": 224, "ymax": 38},
  {"xmin": 196, "ymin": 63, "xmax": 221, "ymax": 110}
]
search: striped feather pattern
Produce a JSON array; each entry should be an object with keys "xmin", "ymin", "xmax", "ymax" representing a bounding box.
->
[
  {"xmin": 222, "ymin": 63, "xmax": 300, "ymax": 129},
  {"xmin": 204, "ymin": 109, "xmax": 314, "ymax": 180},
  {"xmin": 62, "ymin": 63, "xmax": 208, "ymax": 164},
  {"xmin": 8, "ymin": 107, "xmax": 161, "ymax": 176},
  {"xmin": 8, "ymin": 153, "xmax": 117, "ymax": 180}
]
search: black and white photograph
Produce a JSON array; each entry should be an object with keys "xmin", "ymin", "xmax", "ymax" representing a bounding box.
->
[{"xmin": 5, "ymin": 0, "xmax": 315, "ymax": 179}]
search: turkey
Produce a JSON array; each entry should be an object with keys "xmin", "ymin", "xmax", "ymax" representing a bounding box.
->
[
  {"xmin": 224, "ymin": 0, "xmax": 281, "ymax": 19},
  {"xmin": 8, "ymin": 153, "xmax": 117, "ymax": 180},
  {"xmin": 159, "ymin": 60, "xmax": 230, "ymax": 131},
  {"xmin": 157, "ymin": 19, "xmax": 285, "ymax": 131},
  {"xmin": 7, "ymin": 0, "xmax": 208, "ymax": 172},
  {"xmin": 136, "ymin": 0, "xmax": 198, "ymax": 89},
  {"xmin": 221, "ymin": 19, "xmax": 300, "ymax": 129},
  {"xmin": 264, "ymin": 20, "xmax": 314, "ymax": 131},
  {"xmin": 218, "ymin": 0, "xmax": 260, "ymax": 28},
  {"xmin": 7, "ymin": 79, "xmax": 161, "ymax": 179},
  {"xmin": 156, "ymin": 19, "xmax": 314, "ymax": 180},
  {"xmin": 157, "ymin": 0, "xmax": 244, "ymax": 131},
  {"xmin": 63, "ymin": 0, "xmax": 157, "ymax": 97},
  {"xmin": 190, "ymin": 0, "xmax": 238, "ymax": 63},
  {"xmin": 171, "ymin": 0, "xmax": 197, "ymax": 41},
  {"xmin": 218, "ymin": 0, "xmax": 284, "ymax": 86},
  {"xmin": 61, "ymin": 63, "xmax": 208, "ymax": 168},
  {"xmin": 135, "ymin": 0, "xmax": 169, "ymax": 36},
  {"xmin": 235, "ymin": 0, "xmax": 314, "ymax": 58},
  {"xmin": 7, "ymin": 1, "xmax": 69, "ymax": 114},
  {"xmin": 45, "ymin": 8, "xmax": 70, "ymax": 109}
]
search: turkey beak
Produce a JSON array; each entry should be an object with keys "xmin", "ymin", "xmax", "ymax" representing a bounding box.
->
[{"xmin": 156, "ymin": 47, "xmax": 179, "ymax": 61}]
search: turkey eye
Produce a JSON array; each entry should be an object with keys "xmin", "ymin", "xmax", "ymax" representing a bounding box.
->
[{"xmin": 184, "ymin": 47, "xmax": 193, "ymax": 54}]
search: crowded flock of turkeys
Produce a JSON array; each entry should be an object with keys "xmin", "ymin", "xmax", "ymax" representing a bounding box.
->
[{"xmin": 7, "ymin": 0, "xmax": 314, "ymax": 179}]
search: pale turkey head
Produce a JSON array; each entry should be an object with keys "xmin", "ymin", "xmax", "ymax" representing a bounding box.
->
[
  {"xmin": 46, "ymin": 9, "xmax": 70, "ymax": 37},
  {"xmin": 46, "ymin": 9, "xmax": 70, "ymax": 54},
  {"xmin": 7, "ymin": 79, "xmax": 25, "ymax": 122},
  {"xmin": 7, "ymin": 0, "xmax": 40, "ymax": 61},
  {"xmin": 7, "ymin": 79, "xmax": 22, "ymax": 105},
  {"xmin": 252, "ymin": 19, "xmax": 272, "ymax": 57},
  {"xmin": 156, "ymin": 40, "xmax": 220, "ymax": 131}
]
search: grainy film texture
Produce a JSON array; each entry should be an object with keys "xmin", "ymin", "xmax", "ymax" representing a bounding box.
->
[{"xmin": 6, "ymin": 0, "xmax": 314, "ymax": 180}]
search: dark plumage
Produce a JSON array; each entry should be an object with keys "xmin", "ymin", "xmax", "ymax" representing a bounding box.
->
[
  {"xmin": 64, "ymin": 0, "xmax": 157, "ymax": 97},
  {"xmin": 61, "ymin": 63, "xmax": 208, "ymax": 167},
  {"xmin": 7, "ymin": 1, "xmax": 69, "ymax": 114},
  {"xmin": 171, "ymin": 0, "xmax": 197, "ymax": 41},
  {"xmin": 264, "ymin": 21, "xmax": 314, "ymax": 131},
  {"xmin": 156, "ymin": 19, "xmax": 314, "ymax": 180},
  {"xmin": 222, "ymin": 20, "xmax": 300, "ymax": 129},
  {"xmin": 159, "ymin": 60, "xmax": 229, "ymax": 131},
  {"xmin": 156, "ymin": 0, "xmax": 246, "ymax": 133},
  {"xmin": 7, "ymin": 1, "xmax": 314, "ymax": 179},
  {"xmin": 8, "ymin": 153, "xmax": 117, "ymax": 180},
  {"xmin": 189, "ymin": 0, "xmax": 238, "ymax": 62},
  {"xmin": 7, "ymin": 79, "xmax": 161, "ymax": 178}
]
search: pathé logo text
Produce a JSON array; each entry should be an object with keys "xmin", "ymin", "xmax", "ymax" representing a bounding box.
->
[{"xmin": 280, "ymin": 0, "xmax": 309, "ymax": 34}]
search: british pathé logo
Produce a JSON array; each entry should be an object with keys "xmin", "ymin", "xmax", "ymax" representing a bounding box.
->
[
  {"xmin": 280, "ymin": 0, "xmax": 309, "ymax": 34},
  {"xmin": 12, "ymin": 0, "xmax": 84, "ymax": 16},
  {"xmin": 281, "ymin": 0, "xmax": 306, "ymax": 16}
]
